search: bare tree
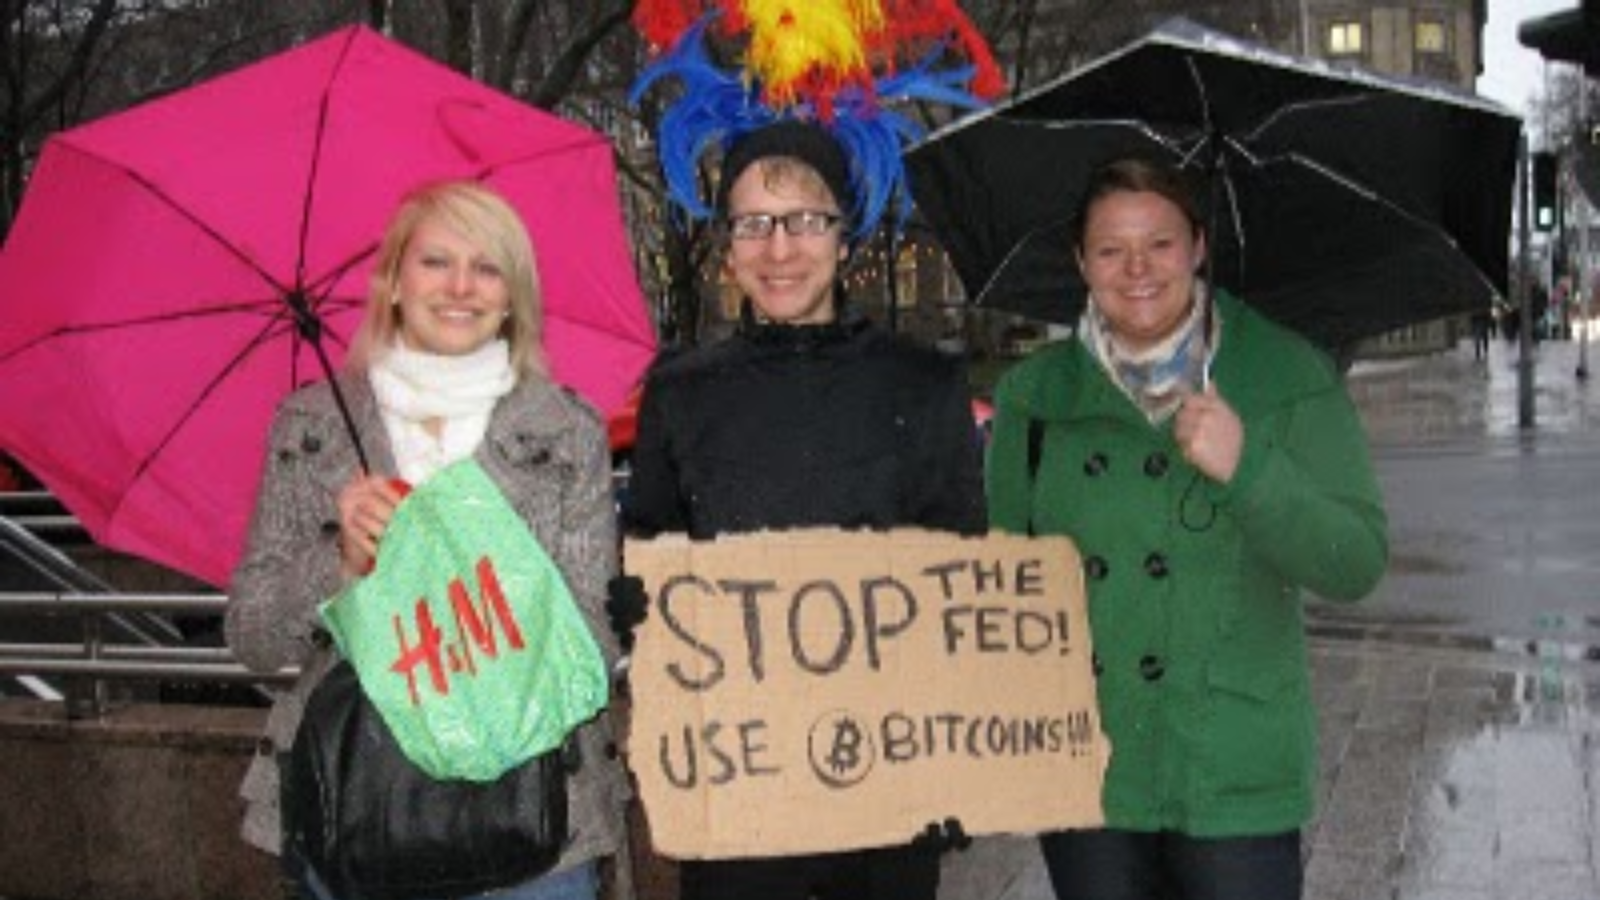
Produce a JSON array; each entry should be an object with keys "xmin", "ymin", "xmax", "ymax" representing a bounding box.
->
[
  {"xmin": 1, "ymin": 0, "xmax": 372, "ymax": 239},
  {"xmin": 964, "ymin": 0, "xmax": 1296, "ymax": 94},
  {"xmin": 2, "ymin": 0, "xmax": 120, "ymax": 235}
]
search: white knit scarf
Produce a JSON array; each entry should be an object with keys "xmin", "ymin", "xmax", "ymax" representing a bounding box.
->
[
  {"xmin": 1080, "ymin": 287, "xmax": 1218, "ymax": 424},
  {"xmin": 369, "ymin": 339, "xmax": 515, "ymax": 485}
]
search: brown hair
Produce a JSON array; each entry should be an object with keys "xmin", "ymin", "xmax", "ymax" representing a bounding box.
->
[
  {"xmin": 348, "ymin": 180, "xmax": 546, "ymax": 381},
  {"xmin": 1071, "ymin": 158, "xmax": 1206, "ymax": 252}
]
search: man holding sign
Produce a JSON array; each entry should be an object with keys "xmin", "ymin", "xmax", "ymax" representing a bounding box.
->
[
  {"xmin": 616, "ymin": 121, "xmax": 987, "ymax": 898},
  {"xmin": 618, "ymin": 40, "xmax": 999, "ymax": 900}
]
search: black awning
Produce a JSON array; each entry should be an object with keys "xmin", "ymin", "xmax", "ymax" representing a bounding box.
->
[{"xmin": 1518, "ymin": 2, "xmax": 1600, "ymax": 76}]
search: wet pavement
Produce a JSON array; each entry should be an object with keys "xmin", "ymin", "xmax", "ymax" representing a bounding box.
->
[{"xmin": 940, "ymin": 336, "xmax": 1600, "ymax": 899}]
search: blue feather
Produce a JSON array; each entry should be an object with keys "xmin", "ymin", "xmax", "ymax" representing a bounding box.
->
[{"xmin": 629, "ymin": 17, "xmax": 995, "ymax": 240}]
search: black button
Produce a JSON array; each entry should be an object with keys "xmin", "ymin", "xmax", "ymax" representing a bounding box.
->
[
  {"xmin": 529, "ymin": 448, "xmax": 551, "ymax": 466},
  {"xmin": 1092, "ymin": 654, "xmax": 1104, "ymax": 677},
  {"xmin": 277, "ymin": 449, "xmax": 294, "ymax": 464},
  {"xmin": 1144, "ymin": 452, "xmax": 1170, "ymax": 478},
  {"xmin": 301, "ymin": 434, "xmax": 322, "ymax": 454},
  {"xmin": 1144, "ymin": 553, "xmax": 1169, "ymax": 579},
  {"xmin": 320, "ymin": 520, "xmax": 340, "ymax": 538},
  {"xmin": 1083, "ymin": 453, "xmax": 1109, "ymax": 477},
  {"xmin": 1139, "ymin": 655, "xmax": 1166, "ymax": 681},
  {"xmin": 1084, "ymin": 556, "xmax": 1109, "ymax": 581}
]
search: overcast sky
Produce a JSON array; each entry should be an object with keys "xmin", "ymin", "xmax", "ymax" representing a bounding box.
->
[{"xmin": 1478, "ymin": 0, "xmax": 1576, "ymax": 115}]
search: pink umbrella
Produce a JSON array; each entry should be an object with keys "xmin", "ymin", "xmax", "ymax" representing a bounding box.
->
[{"xmin": 0, "ymin": 25, "xmax": 656, "ymax": 588}]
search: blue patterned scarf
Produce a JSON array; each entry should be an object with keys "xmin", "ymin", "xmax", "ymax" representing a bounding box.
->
[{"xmin": 1080, "ymin": 288, "xmax": 1218, "ymax": 424}]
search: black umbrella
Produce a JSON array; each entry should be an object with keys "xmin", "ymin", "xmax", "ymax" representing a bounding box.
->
[{"xmin": 906, "ymin": 17, "xmax": 1522, "ymax": 352}]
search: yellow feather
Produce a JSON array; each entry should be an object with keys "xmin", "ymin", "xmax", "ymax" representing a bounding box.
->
[
  {"xmin": 848, "ymin": 0, "xmax": 886, "ymax": 33},
  {"xmin": 739, "ymin": 0, "xmax": 881, "ymax": 105}
]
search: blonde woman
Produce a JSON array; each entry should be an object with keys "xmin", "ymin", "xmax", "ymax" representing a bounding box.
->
[{"xmin": 227, "ymin": 181, "xmax": 627, "ymax": 900}]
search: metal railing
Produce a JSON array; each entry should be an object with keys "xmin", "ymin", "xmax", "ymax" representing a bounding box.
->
[
  {"xmin": 0, "ymin": 592, "xmax": 296, "ymax": 716},
  {"xmin": 0, "ymin": 499, "xmax": 299, "ymax": 713}
]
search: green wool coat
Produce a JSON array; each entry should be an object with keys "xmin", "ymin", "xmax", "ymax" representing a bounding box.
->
[{"xmin": 987, "ymin": 291, "xmax": 1388, "ymax": 838}]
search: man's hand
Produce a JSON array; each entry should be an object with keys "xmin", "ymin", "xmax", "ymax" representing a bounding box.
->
[
  {"xmin": 912, "ymin": 817, "xmax": 972, "ymax": 856},
  {"xmin": 605, "ymin": 575, "xmax": 650, "ymax": 651}
]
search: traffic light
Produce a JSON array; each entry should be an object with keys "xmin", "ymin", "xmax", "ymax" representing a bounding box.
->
[{"xmin": 1532, "ymin": 151, "xmax": 1558, "ymax": 232}]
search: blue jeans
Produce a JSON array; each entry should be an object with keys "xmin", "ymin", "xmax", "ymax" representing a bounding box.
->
[
  {"xmin": 464, "ymin": 863, "xmax": 597, "ymax": 900},
  {"xmin": 297, "ymin": 861, "xmax": 597, "ymax": 900},
  {"xmin": 1038, "ymin": 828, "xmax": 1302, "ymax": 900}
]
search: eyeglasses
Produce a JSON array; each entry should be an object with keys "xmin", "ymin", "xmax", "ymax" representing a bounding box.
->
[{"xmin": 726, "ymin": 210, "xmax": 843, "ymax": 240}]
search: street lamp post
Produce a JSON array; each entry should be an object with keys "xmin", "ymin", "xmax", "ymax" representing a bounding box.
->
[
  {"xmin": 1578, "ymin": 86, "xmax": 1591, "ymax": 380},
  {"xmin": 1519, "ymin": 134, "xmax": 1537, "ymax": 428},
  {"xmin": 1580, "ymin": 183, "xmax": 1591, "ymax": 380}
]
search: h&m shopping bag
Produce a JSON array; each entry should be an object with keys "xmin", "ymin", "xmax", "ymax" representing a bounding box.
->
[{"xmin": 319, "ymin": 458, "xmax": 608, "ymax": 781}]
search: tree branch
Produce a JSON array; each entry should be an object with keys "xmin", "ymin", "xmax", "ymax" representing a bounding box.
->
[{"xmin": 528, "ymin": 0, "xmax": 636, "ymax": 110}]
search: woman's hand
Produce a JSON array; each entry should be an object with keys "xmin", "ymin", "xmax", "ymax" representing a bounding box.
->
[
  {"xmin": 1174, "ymin": 383, "xmax": 1243, "ymax": 484},
  {"xmin": 336, "ymin": 475, "xmax": 410, "ymax": 577}
]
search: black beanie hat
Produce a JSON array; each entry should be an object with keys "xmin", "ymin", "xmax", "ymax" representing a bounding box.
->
[{"xmin": 715, "ymin": 120, "xmax": 856, "ymax": 223}]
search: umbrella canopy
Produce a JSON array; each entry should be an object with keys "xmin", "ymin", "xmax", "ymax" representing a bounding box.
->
[
  {"xmin": 0, "ymin": 25, "xmax": 657, "ymax": 587},
  {"xmin": 905, "ymin": 17, "xmax": 1522, "ymax": 351}
]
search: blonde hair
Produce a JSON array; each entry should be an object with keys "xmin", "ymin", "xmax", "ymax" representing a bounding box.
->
[{"xmin": 348, "ymin": 180, "xmax": 546, "ymax": 381}]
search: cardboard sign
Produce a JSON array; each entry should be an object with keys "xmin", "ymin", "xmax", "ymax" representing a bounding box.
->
[{"xmin": 624, "ymin": 528, "xmax": 1108, "ymax": 859}]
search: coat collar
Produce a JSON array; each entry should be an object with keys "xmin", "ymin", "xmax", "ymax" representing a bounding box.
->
[
  {"xmin": 332, "ymin": 370, "xmax": 582, "ymax": 476},
  {"xmin": 1004, "ymin": 290, "xmax": 1306, "ymax": 428}
]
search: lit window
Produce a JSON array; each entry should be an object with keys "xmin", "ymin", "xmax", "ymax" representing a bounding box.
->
[
  {"xmin": 1327, "ymin": 21, "xmax": 1364, "ymax": 55},
  {"xmin": 895, "ymin": 247, "xmax": 918, "ymax": 309},
  {"xmin": 1416, "ymin": 20, "xmax": 1446, "ymax": 54}
]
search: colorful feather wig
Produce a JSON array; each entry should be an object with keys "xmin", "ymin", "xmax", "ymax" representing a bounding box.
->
[{"xmin": 630, "ymin": 0, "xmax": 1004, "ymax": 242}]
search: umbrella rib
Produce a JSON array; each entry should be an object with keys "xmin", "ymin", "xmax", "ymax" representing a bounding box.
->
[
  {"xmin": 125, "ymin": 312, "xmax": 300, "ymax": 492},
  {"xmin": 71, "ymin": 156, "xmax": 294, "ymax": 298},
  {"xmin": 293, "ymin": 32, "xmax": 358, "ymax": 297},
  {"xmin": 305, "ymin": 244, "xmax": 379, "ymax": 302},
  {"xmin": 1243, "ymin": 94, "xmax": 1378, "ymax": 144},
  {"xmin": 1216, "ymin": 166, "xmax": 1247, "ymax": 278},
  {"xmin": 1185, "ymin": 56, "xmax": 1215, "ymax": 138},
  {"xmin": 999, "ymin": 118, "xmax": 1198, "ymax": 155},
  {"xmin": 1288, "ymin": 152, "xmax": 1488, "ymax": 268},
  {"xmin": 0, "ymin": 300, "xmax": 288, "ymax": 365},
  {"xmin": 972, "ymin": 215, "xmax": 1078, "ymax": 310}
]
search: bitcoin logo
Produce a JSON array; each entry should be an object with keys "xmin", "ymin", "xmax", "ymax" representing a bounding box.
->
[{"xmin": 808, "ymin": 710, "xmax": 875, "ymax": 789}]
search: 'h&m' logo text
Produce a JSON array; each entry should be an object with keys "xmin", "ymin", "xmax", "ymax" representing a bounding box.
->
[{"xmin": 389, "ymin": 556, "xmax": 526, "ymax": 705}]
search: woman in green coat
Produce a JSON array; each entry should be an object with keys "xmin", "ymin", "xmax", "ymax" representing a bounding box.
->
[{"xmin": 987, "ymin": 158, "xmax": 1387, "ymax": 900}]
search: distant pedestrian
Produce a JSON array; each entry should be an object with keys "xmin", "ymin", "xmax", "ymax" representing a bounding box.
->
[
  {"xmin": 1503, "ymin": 307, "xmax": 1521, "ymax": 344},
  {"xmin": 1472, "ymin": 311, "xmax": 1493, "ymax": 359}
]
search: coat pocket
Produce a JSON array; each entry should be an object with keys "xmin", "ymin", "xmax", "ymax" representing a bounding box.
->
[{"xmin": 1200, "ymin": 659, "xmax": 1312, "ymax": 799}]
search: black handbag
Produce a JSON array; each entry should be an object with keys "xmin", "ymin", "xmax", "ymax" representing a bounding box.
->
[{"xmin": 280, "ymin": 660, "xmax": 570, "ymax": 900}]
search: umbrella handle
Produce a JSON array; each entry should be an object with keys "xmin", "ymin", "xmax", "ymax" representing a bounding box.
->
[
  {"xmin": 288, "ymin": 290, "xmax": 372, "ymax": 474},
  {"xmin": 1201, "ymin": 140, "xmax": 1224, "ymax": 387},
  {"xmin": 319, "ymin": 353, "xmax": 373, "ymax": 476}
]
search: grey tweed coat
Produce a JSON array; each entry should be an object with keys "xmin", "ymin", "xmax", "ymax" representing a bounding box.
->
[{"xmin": 224, "ymin": 370, "xmax": 628, "ymax": 879}]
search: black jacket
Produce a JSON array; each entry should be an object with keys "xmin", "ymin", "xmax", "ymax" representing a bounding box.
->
[{"xmin": 623, "ymin": 312, "xmax": 985, "ymax": 539}]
